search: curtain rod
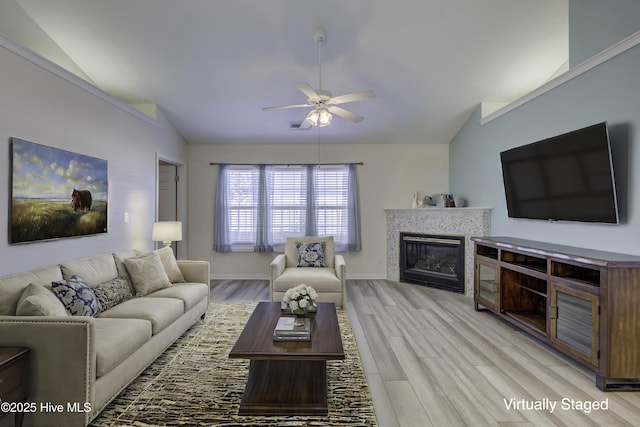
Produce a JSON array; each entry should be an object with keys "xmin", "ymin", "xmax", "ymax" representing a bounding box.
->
[{"xmin": 209, "ymin": 162, "xmax": 363, "ymax": 166}]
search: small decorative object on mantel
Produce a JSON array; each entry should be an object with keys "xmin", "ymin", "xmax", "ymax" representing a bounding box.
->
[
  {"xmin": 282, "ymin": 284, "xmax": 318, "ymax": 324},
  {"xmin": 437, "ymin": 193, "xmax": 456, "ymax": 207},
  {"xmin": 445, "ymin": 193, "xmax": 456, "ymax": 207},
  {"xmin": 412, "ymin": 191, "xmax": 433, "ymax": 208}
]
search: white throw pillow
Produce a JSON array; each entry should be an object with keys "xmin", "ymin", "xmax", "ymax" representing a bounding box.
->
[
  {"xmin": 16, "ymin": 283, "xmax": 68, "ymax": 316},
  {"xmin": 124, "ymin": 251, "xmax": 172, "ymax": 296},
  {"xmin": 154, "ymin": 246, "xmax": 186, "ymax": 283}
]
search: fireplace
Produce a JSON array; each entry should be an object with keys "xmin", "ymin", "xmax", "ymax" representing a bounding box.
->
[
  {"xmin": 399, "ymin": 233, "xmax": 465, "ymax": 293},
  {"xmin": 386, "ymin": 208, "xmax": 491, "ymax": 296}
]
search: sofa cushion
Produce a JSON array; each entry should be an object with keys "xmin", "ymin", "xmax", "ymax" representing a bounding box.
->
[
  {"xmin": 113, "ymin": 250, "xmax": 140, "ymax": 289},
  {"xmin": 155, "ymin": 246, "xmax": 186, "ymax": 283},
  {"xmin": 296, "ymin": 241, "xmax": 326, "ymax": 267},
  {"xmin": 91, "ymin": 276, "xmax": 134, "ymax": 311},
  {"xmin": 113, "ymin": 249, "xmax": 140, "ymax": 262},
  {"xmin": 51, "ymin": 276, "xmax": 102, "ymax": 317},
  {"xmin": 124, "ymin": 252, "xmax": 172, "ymax": 296},
  {"xmin": 99, "ymin": 297, "xmax": 183, "ymax": 335},
  {"xmin": 60, "ymin": 254, "xmax": 118, "ymax": 286},
  {"xmin": 0, "ymin": 265, "xmax": 63, "ymax": 315},
  {"xmin": 146, "ymin": 283, "xmax": 209, "ymax": 312},
  {"xmin": 16, "ymin": 283, "xmax": 68, "ymax": 316},
  {"xmin": 94, "ymin": 317, "xmax": 152, "ymax": 377},
  {"xmin": 272, "ymin": 267, "xmax": 341, "ymax": 293}
]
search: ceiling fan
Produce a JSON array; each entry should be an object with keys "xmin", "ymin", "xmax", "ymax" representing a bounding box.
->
[{"xmin": 262, "ymin": 27, "xmax": 376, "ymax": 128}]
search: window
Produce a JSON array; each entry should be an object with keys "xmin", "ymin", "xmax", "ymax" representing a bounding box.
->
[
  {"xmin": 226, "ymin": 167, "xmax": 259, "ymax": 246},
  {"xmin": 268, "ymin": 166, "xmax": 308, "ymax": 242},
  {"xmin": 314, "ymin": 166, "xmax": 350, "ymax": 239},
  {"xmin": 214, "ymin": 164, "xmax": 361, "ymax": 252}
]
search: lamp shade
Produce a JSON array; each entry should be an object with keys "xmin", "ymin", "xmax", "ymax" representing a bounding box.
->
[{"xmin": 152, "ymin": 221, "xmax": 182, "ymax": 245}]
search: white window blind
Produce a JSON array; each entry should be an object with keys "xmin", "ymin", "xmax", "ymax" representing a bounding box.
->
[
  {"xmin": 268, "ymin": 166, "xmax": 307, "ymax": 243},
  {"xmin": 314, "ymin": 166, "xmax": 349, "ymax": 246},
  {"xmin": 226, "ymin": 167, "xmax": 258, "ymax": 248}
]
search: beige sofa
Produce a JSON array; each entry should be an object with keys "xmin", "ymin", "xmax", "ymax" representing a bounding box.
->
[
  {"xmin": 0, "ymin": 248, "xmax": 210, "ymax": 427},
  {"xmin": 270, "ymin": 236, "xmax": 345, "ymax": 308}
]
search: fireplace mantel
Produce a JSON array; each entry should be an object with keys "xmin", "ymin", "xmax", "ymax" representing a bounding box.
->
[{"xmin": 385, "ymin": 207, "xmax": 491, "ymax": 296}]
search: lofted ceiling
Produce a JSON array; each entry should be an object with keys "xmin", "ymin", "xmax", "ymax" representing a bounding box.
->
[{"xmin": 11, "ymin": 0, "xmax": 568, "ymax": 145}]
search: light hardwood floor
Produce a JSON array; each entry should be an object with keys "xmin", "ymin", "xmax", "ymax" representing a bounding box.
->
[{"xmin": 210, "ymin": 279, "xmax": 640, "ymax": 427}]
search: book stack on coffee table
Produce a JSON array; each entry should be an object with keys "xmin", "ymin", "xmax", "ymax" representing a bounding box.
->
[{"xmin": 272, "ymin": 316, "xmax": 312, "ymax": 341}]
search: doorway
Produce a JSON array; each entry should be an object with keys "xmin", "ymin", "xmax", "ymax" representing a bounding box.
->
[{"xmin": 158, "ymin": 160, "xmax": 179, "ymax": 254}]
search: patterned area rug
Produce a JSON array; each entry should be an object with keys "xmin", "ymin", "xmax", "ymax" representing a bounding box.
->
[{"xmin": 90, "ymin": 303, "xmax": 377, "ymax": 426}]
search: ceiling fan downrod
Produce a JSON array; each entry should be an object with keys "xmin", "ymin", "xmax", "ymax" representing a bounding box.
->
[{"xmin": 315, "ymin": 27, "xmax": 326, "ymax": 91}]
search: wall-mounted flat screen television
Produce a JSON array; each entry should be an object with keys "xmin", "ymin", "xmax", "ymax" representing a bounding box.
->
[{"xmin": 500, "ymin": 122, "xmax": 619, "ymax": 224}]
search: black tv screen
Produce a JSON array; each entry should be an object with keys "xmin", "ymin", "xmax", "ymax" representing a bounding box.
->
[{"xmin": 500, "ymin": 122, "xmax": 619, "ymax": 224}]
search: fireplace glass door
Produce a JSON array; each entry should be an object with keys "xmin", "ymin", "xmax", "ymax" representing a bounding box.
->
[{"xmin": 400, "ymin": 233, "xmax": 465, "ymax": 293}]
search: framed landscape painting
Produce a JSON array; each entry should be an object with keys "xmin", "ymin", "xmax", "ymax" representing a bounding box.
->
[{"xmin": 10, "ymin": 138, "xmax": 108, "ymax": 244}]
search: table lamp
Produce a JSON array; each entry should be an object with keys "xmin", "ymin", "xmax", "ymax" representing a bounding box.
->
[{"xmin": 152, "ymin": 221, "xmax": 182, "ymax": 247}]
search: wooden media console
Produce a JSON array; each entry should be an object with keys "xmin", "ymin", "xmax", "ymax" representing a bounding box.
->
[{"xmin": 472, "ymin": 236, "xmax": 640, "ymax": 390}]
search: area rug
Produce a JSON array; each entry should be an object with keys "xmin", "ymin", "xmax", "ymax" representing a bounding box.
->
[{"xmin": 90, "ymin": 303, "xmax": 377, "ymax": 426}]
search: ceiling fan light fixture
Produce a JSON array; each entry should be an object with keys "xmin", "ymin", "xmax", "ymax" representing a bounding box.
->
[
  {"xmin": 305, "ymin": 109, "xmax": 320, "ymax": 126},
  {"xmin": 262, "ymin": 27, "xmax": 375, "ymax": 126},
  {"xmin": 318, "ymin": 109, "xmax": 332, "ymax": 127}
]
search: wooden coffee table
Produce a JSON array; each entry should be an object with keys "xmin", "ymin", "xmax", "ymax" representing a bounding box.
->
[{"xmin": 229, "ymin": 302, "xmax": 344, "ymax": 415}]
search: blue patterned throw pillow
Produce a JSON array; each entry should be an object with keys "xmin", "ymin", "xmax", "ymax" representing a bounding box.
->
[
  {"xmin": 296, "ymin": 242, "xmax": 326, "ymax": 267},
  {"xmin": 52, "ymin": 275, "xmax": 102, "ymax": 317}
]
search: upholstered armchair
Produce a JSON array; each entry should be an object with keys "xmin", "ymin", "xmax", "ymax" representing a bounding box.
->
[{"xmin": 270, "ymin": 236, "xmax": 346, "ymax": 308}]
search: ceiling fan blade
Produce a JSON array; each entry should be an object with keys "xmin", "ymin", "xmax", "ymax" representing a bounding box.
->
[
  {"xmin": 262, "ymin": 103, "xmax": 311, "ymax": 111},
  {"xmin": 330, "ymin": 90, "xmax": 376, "ymax": 105},
  {"xmin": 328, "ymin": 106, "xmax": 364, "ymax": 123},
  {"xmin": 295, "ymin": 82, "xmax": 320, "ymax": 99}
]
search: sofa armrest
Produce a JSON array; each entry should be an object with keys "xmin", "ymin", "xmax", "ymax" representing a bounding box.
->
[
  {"xmin": 270, "ymin": 254, "xmax": 286, "ymax": 281},
  {"xmin": 177, "ymin": 260, "xmax": 210, "ymax": 284},
  {"xmin": 335, "ymin": 254, "xmax": 346, "ymax": 307},
  {"xmin": 0, "ymin": 316, "xmax": 95, "ymax": 427},
  {"xmin": 269, "ymin": 254, "xmax": 286, "ymax": 301},
  {"xmin": 334, "ymin": 254, "xmax": 346, "ymax": 282}
]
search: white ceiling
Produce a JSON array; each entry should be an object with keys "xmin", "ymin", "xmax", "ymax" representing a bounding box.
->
[{"xmin": 12, "ymin": 0, "xmax": 568, "ymax": 145}]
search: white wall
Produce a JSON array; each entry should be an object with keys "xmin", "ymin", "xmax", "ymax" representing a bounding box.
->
[
  {"xmin": 187, "ymin": 142, "xmax": 449, "ymax": 279},
  {"xmin": 0, "ymin": 0, "xmax": 94, "ymax": 83},
  {"xmin": 0, "ymin": 41, "xmax": 186, "ymax": 276}
]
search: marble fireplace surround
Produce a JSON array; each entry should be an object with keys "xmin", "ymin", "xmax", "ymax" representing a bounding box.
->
[{"xmin": 386, "ymin": 208, "xmax": 491, "ymax": 297}]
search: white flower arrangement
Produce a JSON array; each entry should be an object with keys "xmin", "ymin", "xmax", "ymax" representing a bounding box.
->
[{"xmin": 283, "ymin": 284, "xmax": 318, "ymax": 314}]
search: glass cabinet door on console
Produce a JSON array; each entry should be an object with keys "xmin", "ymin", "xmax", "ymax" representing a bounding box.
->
[
  {"xmin": 550, "ymin": 283, "xmax": 599, "ymax": 367},
  {"xmin": 474, "ymin": 259, "xmax": 498, "ymax": 311}
]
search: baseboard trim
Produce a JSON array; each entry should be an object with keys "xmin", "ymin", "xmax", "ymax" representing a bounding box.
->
[
  {"xmin": 210, "ymin": 274, "xmax": 387, "ymax": 281},
  {"xmin": 211, "ymin": 274, "xmax": 268, "ymax": 280},
  {"xmin": 347, "ymin": 274, "xmax": 387, "ymax": 280}
]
